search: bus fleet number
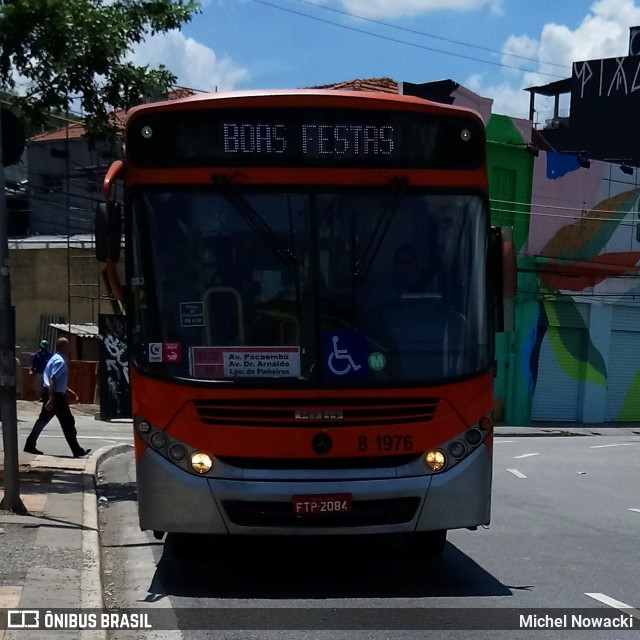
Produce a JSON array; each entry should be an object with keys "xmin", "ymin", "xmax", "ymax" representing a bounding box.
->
[{"xmin": 358, "ymin": 435, "xmax": 414, "ymax": 452}]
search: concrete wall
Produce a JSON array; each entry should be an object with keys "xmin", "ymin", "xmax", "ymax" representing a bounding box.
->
[{"xmin": 9, "ymin": 240, "xmax": 122, "ymax": 357}]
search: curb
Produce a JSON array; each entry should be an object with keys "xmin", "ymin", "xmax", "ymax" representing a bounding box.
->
[
  {"xmin": 81, "ymin": 443, "xmax": 134, "ymax": 640},
  {"xmin": 494, "ymin": 427, "xmax": 640, "ymax": 437}
]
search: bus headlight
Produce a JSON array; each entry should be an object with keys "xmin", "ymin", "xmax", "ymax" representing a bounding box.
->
[
  {"xmin": 465, "ymin": 428, "xmax": 482, "ymax": 446},
  {"xmin": 168, "ymin": 443, "xmax": 187, "ymax": 462},
  {"xmin": 424, "ymin": 450, "xmax": 446, "ymax": 472},
  {"xmin": 150, "ymin": 431, "xmax": 168, "ymax": 450},
  {"xmin": 190, "ymin": 452, "xmax": 213, "ymax": 474},
  {"xmin": 448, "ymin": 440, "xmax": 466, "ymax": 459}
]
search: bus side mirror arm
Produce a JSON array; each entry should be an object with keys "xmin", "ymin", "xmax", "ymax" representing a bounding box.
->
[
  {"xmin": 103, "ymin": 160, "xmax": 124, "ymax": 201},
  {"xmin": 102, "ymin": 260, "xmax": 125, "ymax": 311}
]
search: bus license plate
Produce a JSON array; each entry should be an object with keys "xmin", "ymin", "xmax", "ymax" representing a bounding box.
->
[{"xmin": 292, "ymin": 493, "xmax": 352, "ymax": 517}]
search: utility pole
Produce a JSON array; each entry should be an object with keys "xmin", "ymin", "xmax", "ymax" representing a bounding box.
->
[{"xmin": 0, "ymin": 109, "xmax": 27, "ymax": 514}]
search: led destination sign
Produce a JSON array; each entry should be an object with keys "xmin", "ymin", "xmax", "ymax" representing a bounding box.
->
[
  {"xmin": 128, "ymin": 107, "xmax": 484, "ymax": 169},
  {"xmin": 222, "ymin": 122, "xmax": 394, "ymax": 157}
]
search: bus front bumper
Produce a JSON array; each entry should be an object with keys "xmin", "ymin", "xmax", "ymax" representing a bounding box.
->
[{"xmin": 137, "ymin": 444, "xmax": 491, "ymax": 535}]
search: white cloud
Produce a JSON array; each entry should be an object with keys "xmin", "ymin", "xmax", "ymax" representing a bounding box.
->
[
  {"xmin": 334, "ymin": 0, "xmax": 502, "ymax": 19},
  {"xmin": 465, "ymin": 74, "xmax": 531, "ymax": 120},
  {"xmin": 129, "ymin": 30, "xmax": 249, "ymax": 93},
  {"xmin": 470, "ymin": 0, "xmax": 640, "ymax": 119},
  {"xmin": 501, "ymin": 34, "xmax": 540, "ymax": 73},
  {"xmin": 538, "ymin": 0, "xmax": 640, "ymax": 67}
]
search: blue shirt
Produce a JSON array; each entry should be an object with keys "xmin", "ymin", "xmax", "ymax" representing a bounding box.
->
[{"xmin": 43, "ymin": 352, "xmax": 68, "ymax": 393}]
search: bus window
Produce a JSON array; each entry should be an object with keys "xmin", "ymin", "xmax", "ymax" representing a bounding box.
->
[{"xmin": 131, "ymin": 189, "xmax": 489, "ymax": 382}]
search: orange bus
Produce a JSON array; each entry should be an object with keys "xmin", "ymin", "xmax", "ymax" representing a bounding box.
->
[{"xmin": 97, "ymin": 89, "xmax": 513, "ymax": 556}]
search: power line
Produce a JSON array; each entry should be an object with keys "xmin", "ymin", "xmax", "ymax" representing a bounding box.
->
[
  {"xmin": 250, "ymin": 0, "xmax": 569, "ymax": 80},
  {"xmin": 287, "ymin": 0, "xmax": 570, "ymax": 73}
]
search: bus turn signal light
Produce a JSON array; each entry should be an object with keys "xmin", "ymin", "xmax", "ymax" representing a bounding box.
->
[
  {"xmin": 137, "ymin": 420, "xmax": 151, "ymax": 433},
  {"xmin": 190, "ymin": 452, "xmax": 213, "ymax": 474}
]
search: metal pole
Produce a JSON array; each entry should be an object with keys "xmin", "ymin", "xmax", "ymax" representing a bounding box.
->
[{"xmin": 0, "ymin": 113, "xmax": 27, "ymax": 514}]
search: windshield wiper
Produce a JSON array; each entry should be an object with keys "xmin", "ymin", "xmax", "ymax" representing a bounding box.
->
[
  {"xmin": 214, "ymin": 175, "xmax": 296, "ymax": 265},
  {"xmin": 353, "ymin": 177, "xmax": 407, "ymax": 280}
]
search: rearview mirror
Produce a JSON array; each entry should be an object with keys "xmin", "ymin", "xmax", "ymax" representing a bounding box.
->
[{"xmin": 95, "ymin": 201, "xmax": 122, "ymax": 263}]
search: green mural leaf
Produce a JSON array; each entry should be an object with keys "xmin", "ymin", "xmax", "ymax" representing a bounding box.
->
[
  {"xmin": 619, "ymin": 366, "xmax": 640, "ymax": 420},
  {"xmin": 543, "ymin": 300, "xmax": 607, "ymax": 386}
]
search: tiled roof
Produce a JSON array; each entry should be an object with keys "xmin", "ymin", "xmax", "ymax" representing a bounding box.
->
[
  {"xmin": 30, "ymin": 121, "xmax": 84, "ymax": 142},
  {"xmin": 28, "ymin": 87, "xmax": 197, "ymax": 143},
  {"xmin": 29, "ymin": 116, "xmax": 123, "ymax": 142},
  {"xmin": 311, "ymin": 77, "xmax": 399, "ymax": 94}
]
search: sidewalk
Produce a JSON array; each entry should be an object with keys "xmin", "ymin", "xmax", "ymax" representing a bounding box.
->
[{"xmin": 0, "ymin": 402, "xmax": 131, "ymax": 640}]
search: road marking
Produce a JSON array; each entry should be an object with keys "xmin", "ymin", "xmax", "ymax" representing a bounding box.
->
[
  {"xmin": 585, "ymin": 592, "xmax": 640, "ymax": 621},
  {"xmin": 514, "ymin": 453, "xmax": 539, "ymax": 459},
  {"xmin": 629, "ymin": 508, "xmax": 640, "ymax": 513},
  {"xmin": 507, "ymin": 468, "xmax": 527, "ymax": 479},
  {"xmin": 590, "ymin": 443, "xmax": 634, "ymax": 449},
  {"xmin": 495, "ymin": 440, "xmax": 515, "ymax": 443}
]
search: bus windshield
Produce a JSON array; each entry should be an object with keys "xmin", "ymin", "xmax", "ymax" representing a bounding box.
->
[{"xmin": 129, "ymin": 186, "xmax": 490, "ymax": 385}]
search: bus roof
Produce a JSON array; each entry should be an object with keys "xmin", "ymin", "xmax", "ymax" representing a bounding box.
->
[{"xmin": 125, "ymin": 89, "xmax": 484, "ymax": 124}]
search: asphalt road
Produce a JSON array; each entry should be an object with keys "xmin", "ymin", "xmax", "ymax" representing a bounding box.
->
[{"xmin": 97, "ymin": 434, "xmax": 640, "ymax": 640}]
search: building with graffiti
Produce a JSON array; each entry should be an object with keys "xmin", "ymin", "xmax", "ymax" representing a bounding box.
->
[
  {"xmin": 416, "ymin": 77, "xmax": 640, "ymax": 425},
  {"xmin": 490, "ymin": 26, "xmax": 640, "ymax": 425},
  {"xmin": 497, "ymin": 148, "xmax": 640, "ymax": 425}
]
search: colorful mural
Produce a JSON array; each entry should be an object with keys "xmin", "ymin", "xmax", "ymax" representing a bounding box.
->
[{"xmin": 500, "ymin": 145, "xmax": 640, "ymax": 424}]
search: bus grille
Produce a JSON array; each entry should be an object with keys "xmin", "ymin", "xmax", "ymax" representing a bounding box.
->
[
  {"xmin": 217, "ymin": 454, "xmax": 421, "ymax": 470},
  {"xmin": 192, "ymin": 397, "xmax": 440, "ymax": 428},
  {"xmin": 222, "ymin": 497, "xmax": 420, "ymax": 528}
]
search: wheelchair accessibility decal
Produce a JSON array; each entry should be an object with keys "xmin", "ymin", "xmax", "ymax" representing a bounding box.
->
[{"xmin": 322, "ymin": 332, "xmax": 369, "ymax": 379}]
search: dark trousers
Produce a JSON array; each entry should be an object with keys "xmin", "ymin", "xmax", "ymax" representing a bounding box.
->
[{"xmin": 25, "ymin": 391, "xmax": 84, "ymax": 456}]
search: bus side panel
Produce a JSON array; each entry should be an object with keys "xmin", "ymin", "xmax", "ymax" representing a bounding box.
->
[
  {"xmin": 416, "ymin": 443, "xmax": 492, "ymax": 531},
  {"xmin": 137, "ymin": 449, "xmax": 228, "ymax": 534}
]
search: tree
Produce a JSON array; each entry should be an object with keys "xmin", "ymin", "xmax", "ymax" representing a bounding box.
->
[
  {"xmin": 0, "ymin": 0, "xmax": 200, "ymax": 513},
  {"xmin": 0, "ymin": 0, "xmax": 201, "ymax": 138}
]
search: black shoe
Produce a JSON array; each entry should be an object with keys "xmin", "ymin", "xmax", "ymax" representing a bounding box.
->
[
  {"xmin": 24, "ymin": 444, "xmax": 43, "ymax": 455},
  {"xmin": 73, "ymin": 448, "xmax": 91, "ymax": 458}
]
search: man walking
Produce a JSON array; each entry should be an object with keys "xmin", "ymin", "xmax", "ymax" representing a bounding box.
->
[{"xmin": 24, "ymin": 337, "xmax": 91, "ymax": 458}]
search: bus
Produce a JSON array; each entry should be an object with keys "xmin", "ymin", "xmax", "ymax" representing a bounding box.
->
[{"xmin": 97, "ymin": 89, "xmax": 514, "ymax": 556}]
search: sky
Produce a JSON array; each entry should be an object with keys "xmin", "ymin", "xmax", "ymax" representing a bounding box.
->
[{"xmin": 128, "ymin": 0, "xmax": 640, "ymax": 125}]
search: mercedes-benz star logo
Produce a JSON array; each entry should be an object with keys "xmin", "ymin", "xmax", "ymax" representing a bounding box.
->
[{"xmin": 312, "ymin": 432, "xmax": 333, "ymax": 455}]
